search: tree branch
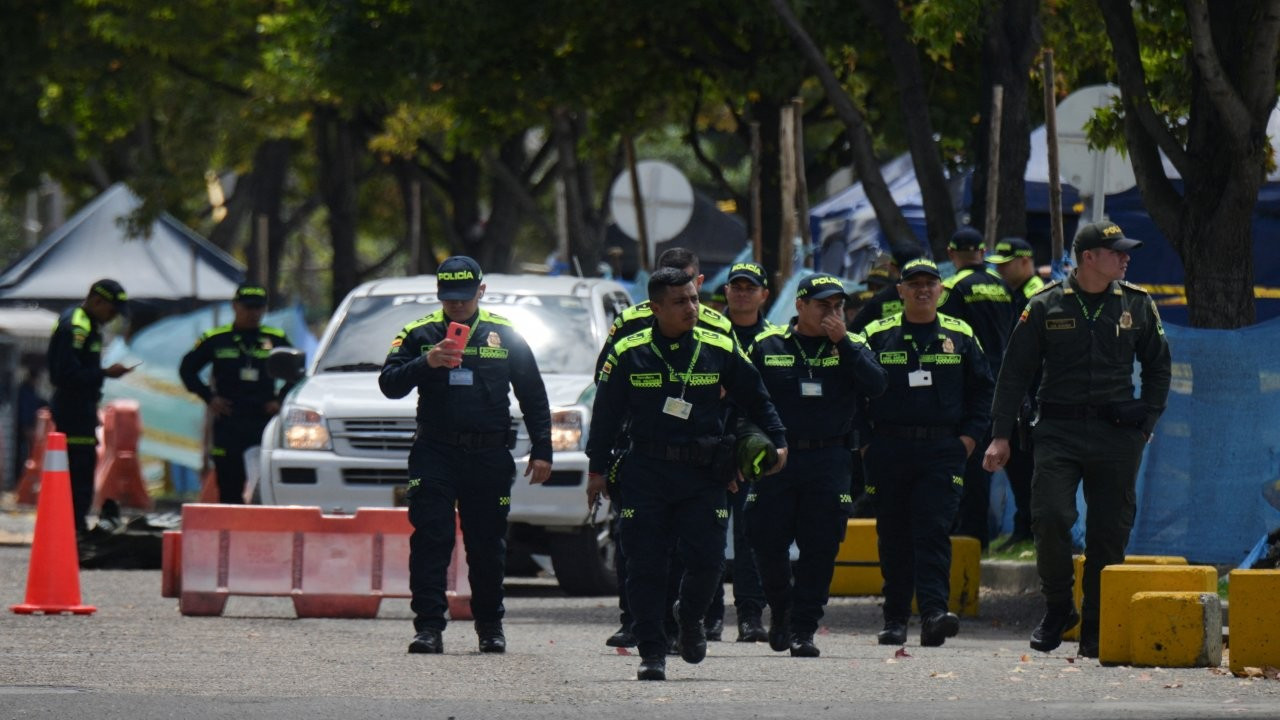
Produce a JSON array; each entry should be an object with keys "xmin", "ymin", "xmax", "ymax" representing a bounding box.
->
[
  {"xmin": 485, "ymin": 150, "xmax": 559, "ymax": 241},
  {"xmin": 685, "ymin": 88, "xmax": 745, "ymax": 208},
  {"xmin": 1241, "ymin": 0, "xmax": 1280, "ymax": 116},
  {"xmin": 1184, "ymin": 0, "xmax": 1251, "ymax": 146}
]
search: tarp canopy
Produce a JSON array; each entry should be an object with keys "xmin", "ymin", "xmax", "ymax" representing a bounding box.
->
[
  {"xmin": 605, "ymin": 191, "xmax": 749, "ymax": 282},
  {"xmin": 0, "ymin": 183, "xmax": 245, "ymax": 309}
]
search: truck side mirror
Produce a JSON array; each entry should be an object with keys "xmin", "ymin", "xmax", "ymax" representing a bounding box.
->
[{"xmin": 266, "ymin": 347, "xmax": 306, "ymax": 383}]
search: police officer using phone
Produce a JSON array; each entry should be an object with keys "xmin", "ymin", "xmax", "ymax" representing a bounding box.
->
[
  {"xmin": 380, "ymin": 256, "xmax": 552, "ymax": 656},
  {"xmin": 860, "ymin": 258, "xmax": 993, "ymax": 647}
]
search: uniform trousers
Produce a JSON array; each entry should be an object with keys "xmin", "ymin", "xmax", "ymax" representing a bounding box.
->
[
  {"xmin": 866, "ymin": 436, "xmax": 967, "ymax": 621},
  {"xmin": 706, "ymin": 482, "xmax": 765, "ymax": 625},
  {"xmin": 618, "ymin": 454, "xmax": 727, "ymax": 660},
  {"xmin": 1031, "ymin": 418, "xmax": 1145, "ymax": 638},
  {"xmin": 406, "ymin": 439, "xmax": 514, "ymax": 633},
  {"xmin": 211, "ymin": 418, "xmax": 269, "ymax": 505},
  {"xmin": 1005, "ymin": 425, "xmax": 1035, "ymax": 539},
  {"xmin": 67, "ymin": 439, "xmax": 98, "ymax": 534},
  {"xmin": 953, "ymin": 434, "xmax": 994, "ymax": 547},
  {"xmin": 745, "ymin": 446, "xmax": 851, "ymax": 635}
]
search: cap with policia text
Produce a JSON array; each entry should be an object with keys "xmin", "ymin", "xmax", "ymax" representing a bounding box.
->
[
  {"xmin": 796, "ymin": 273, "xmax": 848, "ymax": 300},
  {"xmin": 437, "ymin": 256, "xmax": 484, "ymax": 300},
  {"xmin": 988, "ymin": 237, "xmax": 1034, "ymax": 264},
  {"xmin": 1073, "ymin": 221, "xmax": 1143, "ymax": 254},
  {"xmin": 90, "ymin": 279, "xmax": 129, "ymax": 316},
  {"xmin": 234, "ymin": 283, "xmax": 269, "ymax": 308},
  {"xmin": 948, "ymin": 226, "xmax": 984, "ymax": 251},
  {"xmin": 900, "ymin": 258, "xmax": 942, "ymax": 280},
  {"xmin": 727, "ymin": 262, "xmax": 768, "ymax": 287}
]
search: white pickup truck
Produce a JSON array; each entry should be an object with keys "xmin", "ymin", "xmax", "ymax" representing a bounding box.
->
[{"xmin": 258, "ymin": 273, "xmax": 632, "ymax": 595}]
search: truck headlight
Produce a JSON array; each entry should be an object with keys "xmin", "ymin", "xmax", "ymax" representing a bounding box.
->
[
  {"xmin": 282, "ymin": 406, "xmax": 331, "ymax": 450},
  {"xmin": 550, "ymin": 408, "xmax": 584, "ymax": 451}
]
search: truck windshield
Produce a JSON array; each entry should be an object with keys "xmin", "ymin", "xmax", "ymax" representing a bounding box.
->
[{"xmin": 317, "ymin": 293, "xmax": 597, "ymax": 375}]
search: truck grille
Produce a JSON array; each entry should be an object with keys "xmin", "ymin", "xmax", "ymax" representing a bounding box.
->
[
  {"xmin": 342, "ymin": 468, "xmax": 409, "ymax": 485},
  {"xmin": 330, "ymin": 417, "xmax": 527, "ymax": 456}
]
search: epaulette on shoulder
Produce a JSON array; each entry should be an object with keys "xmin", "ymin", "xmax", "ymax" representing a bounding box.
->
[
  {"xmin": 864, "ymin": 314, "xmax": 902, "ymax": 336},
  {"xmin": 620, "ymin": 303, "xmax": 652, "ymax": 322},
  {"xmin": 202, "ymin": 323, "xmax": 234, "ymax": 339},
  {"xmin": 754, "ymin": 325, "xmax": 785, "ymax": 344},
  {"xmin": 1032, "ymin": 279, "xmax": 1061, "ymax": 296},
  {"xmin": 613, "ymin": 327, "xmax": 653, "ymax": 355},
  {"xmin": 1118, "ymin": 280, "xmax": 1150, "ymax": 294},
  {"xmin": 261, "ymin": 325, "xmax": 287, "ymax": 338},
  {"xmin": 692, "ymin": 325, "xmax": 734, "ymax": 351},
  {"xmin": 697, "ymin": 304, "xmax": 732, "ymax": 332},
  {"xmin": 938, "ymin": 313, "xmax": 976, "ymax": 337},
  {"xmin": 403, "ymin": 310, "xmax": 443, "ymax": 334},
  {"xmin": 479, "ymin": 308, "xmax": 513, "ymax": 326}
]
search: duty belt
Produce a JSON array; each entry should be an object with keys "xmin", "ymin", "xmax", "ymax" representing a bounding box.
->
[
  {"xmin": 873, "ymin": 424, "xmax": 955, "ymax": 441},
  {"xmin": 630, "ymin": 439, "xmax": 718, "ymax": 466},
  {"xmin": 786, "ymin": 433, "xmax": 850, "ymax": 451},
  {"xmin": 425, "ymin": 427, "xmax": 516, "ymax": 450},
  {"xmin": 1037, "ymin": 402, "xmax": 1108, "ymax": 420}
]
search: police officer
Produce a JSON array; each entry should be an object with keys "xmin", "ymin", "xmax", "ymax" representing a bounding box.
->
[
  {"xmin": 861, "ymin": 258, "xmax": 993, "ymax": 647},
  {"xmin": 587, "ymin": 267, "xmax": 788, "ymax": 681},
  {"xmin": 47, "ymin": 279, "xmax": 135, "ymax": 533},
  {"xmin": 983, "ymin": 222, "xmax": 1171, "ymax": 659},
  {"xmin": 848, "ymin": 252, "xmax": 914, "ymax": 334},
  {"xmin": 747, "ymin": 273, "xmax": 887, "ymax": 657},
  {"xmin": 379, "ymin": 256, "xmax": 553, "ymax": 656},
  {"xmin": 940, "ymin": 227, "xmax": 1013, "ymax": 549},
  {"xmin": 989, "ymin": 237, "xmax": 1046, "ymax": 549},
  {"xmin": 596, "ymin": 247, "xmax": 734, "ymax": 650},
  {"xmin": 180, "ymin": 284, "xmax": 293, "ymax": 504}
]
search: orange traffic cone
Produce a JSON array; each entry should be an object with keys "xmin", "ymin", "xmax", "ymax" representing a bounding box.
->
[{"xmin": 11, "ymin": 432, "xmax": 96, "ymax": 615}]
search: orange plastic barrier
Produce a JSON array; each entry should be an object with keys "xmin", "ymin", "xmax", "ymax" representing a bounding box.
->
[
  {"xmin": 168, "ymin": 504, "xmax": 471, "ymax": 620},
  {"xmin": 11, "ymin": 433, "xmax": 96, "ymax": 615},
  {"xmin": 15, "ymin": 409, "xmax": 55, "ymax": 506},
  {"xmin": 197, "ymin": 466, "xmax": 219, "ymax": 502},
  {"xmin": 92, "ymin": 400, "xmax": 151, "ymax": 511}
]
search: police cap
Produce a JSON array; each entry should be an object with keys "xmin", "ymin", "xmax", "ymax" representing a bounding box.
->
[
  {"xmin": 727, "ymin": 262, "xmax": 768, "ymax": 287},
  {"xmin": 437, "ymin": 256, "xmax": 484, "ymax": 300},
  {"xmin": 796, "ymin": 273, "xmax": 847, "ymax": 300},
  {"xmin": 234, "ymin": 283, "xmax": 269, "ymax": 308},
  {"xmin": 989, "ymin": 237, "xmax": 1034, "ymax": 264},
  {"xmin": 1073, "ymin": 221, "xmax": 1142, "ymax": 254},
  {"xmin": 90, "ymin": 279, "xmax": 129, "ymax": 316},
  {"xmin": 947, "ymin": 227, "xmax": 984, "ymax": 251},
  {"xmin": 900, "ymin": 258, "xmax": 942, "ymax": 280}
]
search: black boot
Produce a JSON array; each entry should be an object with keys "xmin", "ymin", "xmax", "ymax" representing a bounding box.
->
[
  {"xmin": 920, "ymin": 612, "xmax": 960, "ymax": 647},
  {"xmin": 674, "ymin": 601, "xmax": 707, "ymax": 664},
  {"xmin": 767, "ymin": 606, "xmax": 791, "ymax": 652},
  {"xmin": 637, "ymin": 656, "xmax": 666, "ymax": 681},
  {"xmin": 1030, "ymin": 605, "xmax": 1080, "ymax": 653},
  {"xmin": 476, "ymin": 621, "xmax": 506, "ymax": 654},
  {"xmin": 408, "ymin": 629, "xmax": 443, "ymax": 654},
  {"xmin": 789, "ymin": 632, "xmax": 821, "ymax": 657},
  {"xmin": 704, "ymin": 617, "xmax": 724, "ymax": 642},
  {"xmin": 606, "ymin": 625, "xmax": 637, "ymax": 648},
  {"xmin": 737, "ymin": 616, "xmax": 768, "ymax": 643}
]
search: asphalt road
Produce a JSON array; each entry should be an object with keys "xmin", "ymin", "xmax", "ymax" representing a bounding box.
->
[{"xmin": 2, "ymin": 545, "xmax": 1279, "ymax": 720}]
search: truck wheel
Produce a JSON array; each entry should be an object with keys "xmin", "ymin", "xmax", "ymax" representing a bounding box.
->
[{"xmin": 548, "ymin": 524, "xmax": 617, "ymax": 596}]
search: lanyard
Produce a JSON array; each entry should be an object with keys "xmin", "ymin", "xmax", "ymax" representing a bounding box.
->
[
  {"xmin": 903, "ymin": 329, "xmax": 941, "ymax": 370},
  {"xmin": 790, "ymin": 333, "xmax": 828, "ymax": 378},
  {"xmin": 650, "ymin": 337, "xmax": 703, "ymax": 399},
  {"xmin": 1075, "ymin": 294, "xmax": 1105, "ymax": 326}
]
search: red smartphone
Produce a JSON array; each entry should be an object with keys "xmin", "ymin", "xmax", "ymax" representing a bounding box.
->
[{"xmin": 445, "ymin": 322, "xmax": 470, "ymax": 367}]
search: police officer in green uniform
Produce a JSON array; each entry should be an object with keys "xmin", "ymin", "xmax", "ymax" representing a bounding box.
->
[
  {"xmin": 984, "ymin": 222, "xmax": 1171, "ymax": 659},
  {"xmin": 940, "ymin": 227, "xmax": 1013, "ymax": 549},
  {"xmin": 180, "ymin": 284, "xmax": 293, "ymax": 504},
  {"xmin": 595, "ymin": 248, "xmax": 735, "ymax": 649},
  {"xmin": 587, "ymin": 267, "xmax": 788, "ymax": 681},
  {"xmin": 989, "ymin": 237, "xmax": 1046, "ymax": 548},
  {"xmin": 380, "ymin": 256, "xmax": 553, "ymax": 656},
  {"xmin": 46, "ymin": 279, "xmax": 134, "ymax": 533},
  {"xmin": 861, "ymin": 258, "xmax": 993, "ymax": 647},
  {"xmin": 747, "ymin": 273, "xmax": 887, "ymax": 657}
]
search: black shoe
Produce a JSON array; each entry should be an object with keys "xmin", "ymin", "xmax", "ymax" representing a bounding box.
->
[
  {"xmin": 920, "ymin": 612, "xmax": 960, "ymax": 647},
  {"xmin": 1078, "ymin": 629, "xmax": 1099, "ymax": 658},
  {"xmin": 877, "ymin": 621, "xmax": 907, "ymax": 646},
  {"xmin": 674, "ymin": 602, "xmax": 707, "ymax": 665},
  {"xmin": 606, "ymin": 626, "xmax": 637, "ymax": 648},
  {"xmin": 789, "ymin": 633, "xmax": 821, "ymax": 657},
  {"xmin": 637, "ymin": 657, "xmax": 666, "ymax": 681},
  {"xmin": 1030, "ymin": 605, "xmax": 1080, "ymax": 653},
  {"xmin": 408, "ymin": 629, "xmax": 443, "ymax": 654},
  {"xmin": 666, "ymin": 635, "xmax": 680, "ymax": 655},
  {"xmin": 737, "ymin": 617, "xmax": 768, "ymax": 643},
  {"xmin": 476, "ymin": 621, "xmax": 506, "ymax": 654},
  {"xmin": 767, "ymin": 607, "xmax": 791, "ymax": 652},
  {"xmin": 704, "ymin": 617, "xmax": 724, "ymax": 642}
]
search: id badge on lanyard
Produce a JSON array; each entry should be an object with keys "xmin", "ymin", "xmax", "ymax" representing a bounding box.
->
[
  {"xmin": 799, "ymin": 378, "xmax": 824, "ymax": 397},
  {"xmin": 662, "ymin": 396, "xmax": 693, "ymax": 420}
]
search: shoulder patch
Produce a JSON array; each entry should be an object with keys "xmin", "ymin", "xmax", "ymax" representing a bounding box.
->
[
  {"xmin": 201, "ymin": 323, "xmax": 234, "ymax": 341},
  {"xmin": 613, "ymin": 328, "xmax": 653, "ymax": 355},
  {"xmin": 697, "ymin": 305, "xmax": 732, "ymax": 332},
  {"xmin": 753, "ymin": 326, "xmax": 785, "ymax": 344},
  {"xmin": 260, "ymin": 325, "xmax": 287, "ymax": 338},
  {"xmin": 1032, "ymin": 279, "xmax": 1061, "ymax": 296},
  {"xmin": 479, "ymin": 309, "xmax": 513, "ymax": 326},
  {"xmin": 692, "ymin": 325, "xmax": 734, "ymax": 352},
  {"xmin": 1118, "ymin": 280, "xmax": 1150, "ymax": 295},
  {"xmin": 864, "ymin": 314, "xmax": 902, "ymax": 337},
  {"xmin": 402, "ymin": 310, "xmax": 444, "ymax": 335},
  {"xmin": 938, "ymin": 313, "xmax": 976, "ymax": 337}
]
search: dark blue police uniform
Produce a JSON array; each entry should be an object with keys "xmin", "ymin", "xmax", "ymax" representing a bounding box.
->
[{"xmin": 47, "ymin": 304, "xmax": 110, "ymax": 531}]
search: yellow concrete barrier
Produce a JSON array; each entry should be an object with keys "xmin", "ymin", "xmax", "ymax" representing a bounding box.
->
[
  {"xmin": 1127, "ymin": 591, "xmax": 1222, "ymax": 668},
  {"xmin": 1065, "ymin": 554, "xmax": 1189, "ymax": 641},
  {"xmin": 828, "ymin": 520, "xmax": 979, "ymax": 617},
  {"xmin": 1227, "ymin": 569, "xmax": 1280, "ymax": 674},
  {"xmin": 1099, "ymin": 564, "xmax": 1216, "ymax": 665}
]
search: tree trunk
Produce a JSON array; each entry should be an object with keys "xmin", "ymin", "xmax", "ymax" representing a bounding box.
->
[
  {"xmin": 750, "ymin": 99, "xmax": 784, "ymax": 284},
  {"xmin": 552, "ymin": 108, "xmax": 601, "ymax": 276},
  {"xmin": 970, "ymin": 1, "xmax": 1041, "ymax": 244},
  {"xmin": 315, "ymin": 106, "xmax": 360, "ymax": 312},
  {"xmin": 249, "ymin": 139, "xmax": 292, "ymax": 299},
  {"xmin": 478, "ymin": 134, "xmax": 529, "ymax": 273}
]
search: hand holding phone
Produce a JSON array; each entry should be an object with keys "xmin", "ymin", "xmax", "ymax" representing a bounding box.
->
[{"xmin": 444, "ymin": 322, "xmax": 470, "ymax": 367}]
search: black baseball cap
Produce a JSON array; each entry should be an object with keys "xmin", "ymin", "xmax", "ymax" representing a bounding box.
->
[
  {"xmin": 234, "ymin": 283, "xmax": 269, "ymax": 308},
  {"xmin": 796, "ymin": 273, "xmax": 848, "ymax": 300},
  {"xmin": 989, "ymin": 238, "xmax": 1034, "ymax": 264},
  {"xmin": 948, "ymin": 227, "xmax": 984, "ymax": 251},
  {"xmin": 866, "ymin": 265, "xmax": 893, "ymax": 286},
  {"xmin": 900, "ymin": 258, "xmax": 942, "ymax": 280},
  {"xmin": 437, "ymin": 256, "xmax": 484, "ymax": 300},
  {"xmin": 727, "ymin": 262, "xmax": 768, "ymax": 287},
  {"xmin": 1073, "ymin": 221, "xmax": 1142, "ymax": 254},
  {"xmin": 90, "ymin": 279, "xmax": 129, "ymax": 316}
]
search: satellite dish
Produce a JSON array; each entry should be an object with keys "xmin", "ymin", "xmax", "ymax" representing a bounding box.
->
[
  {"xmin": 609, "ymin": 161, "xmax": 695, "ymax": 266},
  {"xmin": 1056, "ymin": 85, "xmax": 1137, "ymax": 198}
]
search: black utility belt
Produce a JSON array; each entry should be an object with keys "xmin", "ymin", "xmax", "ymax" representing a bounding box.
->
[
  {"xmin": 630, "ymin": 438, "xmax": 724, "ymax": 466},
  {"xmin": 873, "ymin": 424, "xmax": 956, "ymax": 441},
  {"xmin": 424, "ymin": 426, "xmax": 517, "ymax": 450},
  {"xmin": 786, "ymin": 433, "xmax": 851, "ymax": 451},
  {"xmin": 1038, "ymin": 400, "xmax": 1146, "ymax": 428}
]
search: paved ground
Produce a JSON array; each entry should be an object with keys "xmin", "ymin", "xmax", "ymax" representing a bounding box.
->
[{"xmin": 3, "ymin": 541, "xmax": 1280, "ymax": 720}]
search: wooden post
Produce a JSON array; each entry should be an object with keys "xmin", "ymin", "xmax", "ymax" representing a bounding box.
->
[
  {"xmin": 750, "ymin": 122, "xmax": 763, "ymax": 265},
  {"xmin": 623, "ymin": 136, "xmax": 651, "ymax": 273},
  {"xmin": 779, "ymin": 105, "xmax": 797, "ymax": 282},
  {"xmin": 408, "ymin": 178, "xmax": 422, "ymax": 273},
  {"xmin": 792, "ymin": 97, "xmax": 813, "ymax": 269},
  {"xmin": 1042, "ymin": 50, "xmax": 1065, "ymax": 268},
  {"xmin": 984, "ymin": 85, "xmax": 1003, "ymax": 252},
  {"xmin": 255, "ymin": 214, "xmax": 269, "ymax": 285}
]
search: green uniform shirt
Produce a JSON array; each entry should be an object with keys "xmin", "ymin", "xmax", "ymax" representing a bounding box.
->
[{"xmin": 991, "ymin": 272, "xmax": 1172, "ymax": 438}]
